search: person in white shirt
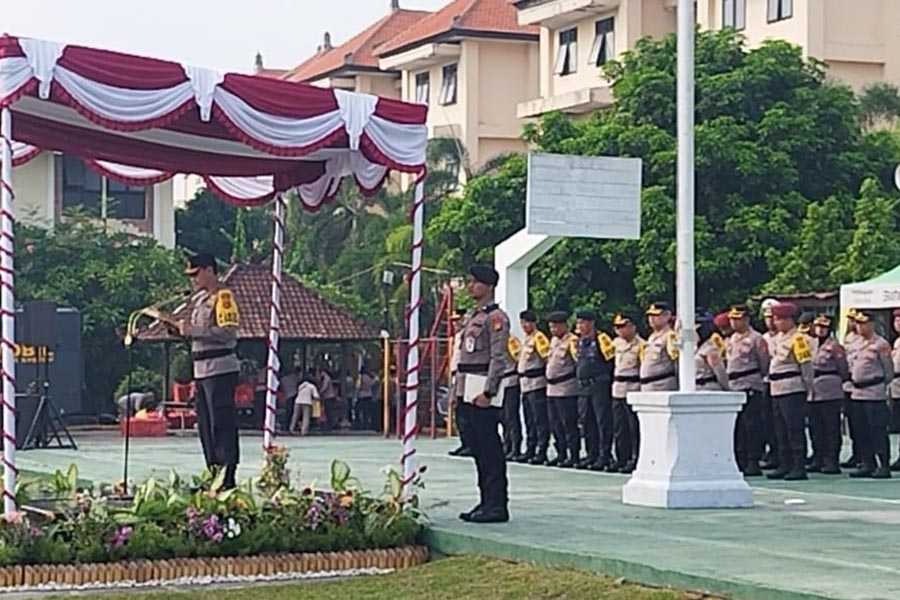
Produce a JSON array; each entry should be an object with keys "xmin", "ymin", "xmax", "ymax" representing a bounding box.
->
[{"xmin": 289, "ymin": 372, "xmax": 320, "ymax": 436}]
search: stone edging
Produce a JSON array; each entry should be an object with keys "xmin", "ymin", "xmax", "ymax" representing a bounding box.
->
[{"xmin": 0, "ymin": 546, "xmax": 429, "ymax": 588}]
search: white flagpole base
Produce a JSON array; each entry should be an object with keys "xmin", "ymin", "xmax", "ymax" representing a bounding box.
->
[{"xmin": 622, "ymin": 391, "xmax": 753, "ymax": 509}]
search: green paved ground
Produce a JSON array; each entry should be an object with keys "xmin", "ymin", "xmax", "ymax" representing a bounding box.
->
[{"xmin": 14, "ymin": 432, "xmax": 900, "ymax": 600}]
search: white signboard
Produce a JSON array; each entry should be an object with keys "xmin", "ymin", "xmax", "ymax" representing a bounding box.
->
[{"xmin": 526, "ymin": 152, "xmax": 642, "ymax": 240}]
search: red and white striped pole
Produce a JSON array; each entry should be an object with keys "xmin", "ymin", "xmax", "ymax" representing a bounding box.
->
[
  {"xmin": 401, "ymin": 180, "xmax": 425, "ymax": 489},
  {"xmin": 0, "ymin": 107, "xmax": 16, "ymax": 515},
  {"xmin": 263, "ymin": 192, "xmax": 286, "ymax": 450}
]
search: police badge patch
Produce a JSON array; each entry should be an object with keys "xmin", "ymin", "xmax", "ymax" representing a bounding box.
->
[{"xmin": 466, "ymin": 337, "xmax": 476, "ymax": 353}]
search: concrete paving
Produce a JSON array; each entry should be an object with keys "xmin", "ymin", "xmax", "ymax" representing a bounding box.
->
[{"xmin": 14, "ymin": 432, "xmax": 900, "ymax": 600}]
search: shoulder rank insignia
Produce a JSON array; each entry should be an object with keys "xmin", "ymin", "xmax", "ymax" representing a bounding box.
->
[
  {"xmin": 598, "ymin": 332, "xmax": 615, "ymax": 361},
  {"xmin": 666, "ymin": 331, "xmax": 680, "ymax": 361},
  {"xmin": 568, "ymin": 335, "xmax": 578, "ymax": 359},
  {"xmin": 491, "ymin": 312, "xmax": 505, "ymax": 332},
  {"xmin": 711, "ymin": 332, "xmax": 726, "ymax": 356},
  {"xmin": 534, "ymin": 331, "xmax": 550, "ymax": 359},
  {"xmin": 215, "ymin": 289, "xmax": 239, "ymax": 328},
  {"xmin": 792, "ymin": 334, "xmax": 812, "ymax": 364},
  {"xmin": 507, "ymin": 336, "xmax": 522, "ymax": 360}
]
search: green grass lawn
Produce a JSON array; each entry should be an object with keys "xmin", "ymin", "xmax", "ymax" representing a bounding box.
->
[{"xmin": 44, "ymin": 556, "xmax": 718, "ymax": 600}]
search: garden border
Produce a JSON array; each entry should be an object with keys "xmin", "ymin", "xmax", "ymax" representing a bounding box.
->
[{"xmin": 0, "ymin": 545, "xmax": 428, "ymax": 588}]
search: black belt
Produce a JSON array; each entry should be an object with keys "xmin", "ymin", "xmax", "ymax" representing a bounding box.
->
[
  {"xmin": 640, "ymin": 370, "xmax": 676, "ymax": 385},
  {"xmin": 814, "ymin": 369, "xmax": 839, "ymax": 378},
  {"xmin": 503, "ymin": 370, "xmax": 518, "ymax": 379},
  {"xmin": 547, "ymin": 372, "xmax": 576, "ymax": 385},
  {"xmin": 192, "ymin": 349, "xmax": 235, "ymax": 361},
  {"xmin": 458, "ymin": 363, "xmax": 489, "ymax": 374},
  {"xmin": 769, "ymin": 371, "xmax": 801, "ymax": 382},
  {"xmin": 614, "ymin": 375, "xmax": 640, "ymax": 383},
  {"xmin": 728, "ymin": 367, "xmax": 759, "ymax": 381},
  {"xmin": 853, "ymin": 377, "xmax": 885, "ymax": 389},
  {"xmin": 518, "ymin": 367, "xmax": 545, "ymax": 379},
  {"xmin": 696, "ymin": 376, "xmax": 717, "ymax": 385}
]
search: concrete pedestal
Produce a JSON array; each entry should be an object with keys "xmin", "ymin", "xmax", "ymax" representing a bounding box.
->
[{"xmin": 622, "ymin": 391, "xmax": 753, "ymax": 509}]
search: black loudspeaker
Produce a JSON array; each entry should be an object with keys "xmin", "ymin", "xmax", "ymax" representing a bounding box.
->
[{"xmin": 20, "ymin": 301, "xmax": 57, "ymax": 347}]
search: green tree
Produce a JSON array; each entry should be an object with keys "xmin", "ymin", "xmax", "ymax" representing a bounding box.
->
[
  {"xmin": 16, "ymin": 219, "xmax": 183, "ymax": 411},
  {"xmin": 176, "ymin": 189, "xmax": 271, "ymax": 263},
  {"xmin": 858, "ymin": 82, "xmax": 900, "ymax": 131},
  {"xmin": 830, "ymin": 179, "xmax": 900, "ymax": 283}
]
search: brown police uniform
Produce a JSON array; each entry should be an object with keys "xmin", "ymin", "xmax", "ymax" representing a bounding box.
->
[
  {"xmin": 612, "ymin": 328, "xmax": 643, "ymax": 472},
  {"xmin": 726, "ymin": 317, "xmax": 770, "ymax": 474},
  {"xmin": 517, "ymin": 329, "xmax": 550, "ymax": 463},
  {"xmin": 545, "ymin": 331, "xmax": 580, "ymax": 466},
  {"xmin": 850, "ymin": 327, "xmax": 894, "ymax": 475},
  {"xmin": 768, "ymin": 320, "xmax": 814, "ymax": 480},
  {"xmin": 810, "ymin": 328, "xmax": 848, "ymax": 473}
]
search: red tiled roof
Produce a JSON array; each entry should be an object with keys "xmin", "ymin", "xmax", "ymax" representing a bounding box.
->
[
  {"xmin": 284, "ymin": 9, "xmax": 432, "ymax": 83},
  {"xmin": 255, "ymin": 67, "xmax": 289, "ymax": 79},
  {"xmin": 139, "ymin": 264, "xmax": 380, "ymax": 342},
  {"xmin": 377, "ymin": 0, "xmax": 539, "ymax": 57}
]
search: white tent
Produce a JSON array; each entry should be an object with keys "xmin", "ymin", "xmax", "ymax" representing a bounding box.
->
[{"xmin": 838, "ymin": 264, "xmax": 900, "ymax": 336}]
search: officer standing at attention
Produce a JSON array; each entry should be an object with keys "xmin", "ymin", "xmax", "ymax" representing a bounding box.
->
[
  {"xmin": 726, "ymin": 304, "xmax": 770, "ymax": 477},
  {"xmin": 766, "ymin": 303, "xmax": 814, "ymax": 481},
  {"xmin": 848, "ymin": 310, "xmax": 894, "ymax": 479},
  {"xmin": 809, "ymin": 314, "xmax": 848, "ymax": 475},
  {"xmin": 612, "ymin": 313, "xmax": 643, "ymax": 473},
  {"xmin": 640, "ymin": 302, "xmax": 679, "ymax": 392},
  {"xmin": 502, "ymin": 334, "xmax": 523, "ymax": 461},
  {"xmin": 695, "ymin": 312, "xmax": 729, "ymax": 391},
  {"xmin": 516, "ymin": 310, "xmax": 551, "ymax": 465},
  {"xmin": 177, "ymin": 254, "xmax": 241, "ymax": 489},
  {"xmin": 448, "ymin": 309, "xmax": 473, "ymax": 458},
  {"xmin": 545, "ymin": 311, "xmax": 580, "ymax": 468},
  {"xmin": 842, "ymin": 309, "xmax": 864, "ymax": 469},
  {"xmin": 760, "ymin": 300, "xmax": 781, "ymax": 470},
  {"xmin": 891, "ymin": 309, "xmax": 900, "ymax": 471},
  {"xmin": 457, "ymin": 265, "xmax": 511, "ymax": 523},
  {"xmin": 574, "ymin": 309, "xmax": 616, "ymax": 471}
]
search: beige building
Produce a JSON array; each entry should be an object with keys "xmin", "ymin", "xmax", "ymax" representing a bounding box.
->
[
  {"xmin": 513, "ymin": 0, "xmax": 677, "ymax": 118},
  {"xmin": 278, "ymin": 1, "xmax": 429, "ymax": 98},
  {"xmin": 376, "ymin": 0, "xmax": 540, "ymax": 172},
  {"xmin": 14, "ymin": 153, "xmax": 176, "ymax": 248},
  {"xmin": 698, "ymin": 0, "xmax": 900, "ymax": 91}
]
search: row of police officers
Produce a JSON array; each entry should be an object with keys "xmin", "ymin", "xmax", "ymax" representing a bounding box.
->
[{"xmin": 450, "ymin": 264, "xmax": 900, "ymax": 524}]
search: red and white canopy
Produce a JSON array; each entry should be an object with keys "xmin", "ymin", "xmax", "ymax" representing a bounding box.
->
[{"xmin": 0, "ymin": 35, "xmax": 428, "ymax": 209}]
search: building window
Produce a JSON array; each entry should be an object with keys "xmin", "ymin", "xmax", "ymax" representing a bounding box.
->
[
  {"xmin": 589, "ymin": 18, "xmax": 615, "ymax": 67},
  {"xmin": 415, "ymin": 72, "xmax": 430, "ymax": 104},
  {"xmin": 722, "ymin": 0, "xmax": 746, "ymax": 29},
  {"xmin": 61, "ymin": 155, "xmax": 147, "ymax": 220},
  {"xmin": 767, "ymin": 0, "xmax": 792, "ymax": 22},
  {"xmin": 439, "ymin": 64, "xmax": 458, "ymax": 106},
  {"xmin": 554, "ymin": 28, "xmax": 578, "ymax": 76}
]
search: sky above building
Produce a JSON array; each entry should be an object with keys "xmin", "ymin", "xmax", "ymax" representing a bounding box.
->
[{"xmin": 4, "ymin": 0, "xmax": 450, "ymax": 73}]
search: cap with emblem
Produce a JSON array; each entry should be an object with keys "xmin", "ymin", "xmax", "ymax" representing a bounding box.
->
[
  {"xmin": 813, "ymin": 314, "xmax": 832, "ymax": 328},
  {"xmin": 761, "ymin": 298, "xmax": 779, "ymax": 318},
  {"xmin": 519, "ymin": 309, "xmax": 537, "ymax": 322},
  {"xmin": 469, "ymin": 264, "xmax": 499, "ymax": 286},
  {"xmin": 771, "ymin": 302, "xmax": 798, "ymax": 319},
  {"xmin": 547, "ymin": 311, "xmax": 570, "ymax": 324},
  {"xmin": 613, "ymin": 313, "xmax": 634, "ymax": 327},
  {"xmin": 575, "ymin": 308, "xmax": 596, "ymax": 321},
  {"xmin": 853, "ymin": 310, "xmax": 874, "ymax": 324},
  {"xmin": 727, "ymin": 305, "xmax": 749, "ymax": 319},
  {"xmin": 645, "ymin": 301, "xmax": 672, "ymax": 316},
  {"xmin": 185, "ymin": 253, "xmax": 217, "ymax": 275}
]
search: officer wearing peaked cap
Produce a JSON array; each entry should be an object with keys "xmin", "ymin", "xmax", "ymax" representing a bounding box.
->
[
  {"xmin": 516, "ymin": 310, "xmax": 551, "ymax": 465},
  {"xmin": 574, "ymin": 308, "xmax": 616, "ymax": 471},
  {"xmin": 612, "ymin": 313, "xmax": 643, "ymax": 473},
  {"xmin": 545, "ymin": 311, "xmax": 580, "ymax": 468},
  {"xmin": 456, "ymin": 265, "xmax": 511, "ymax": 524},
  {"xmin": 640, "ymin": 302, "xmax": 679, "ymax": 392},
  {"xmin": 809, "ymin": 314, "xmax": 847, "ymax": 474}
]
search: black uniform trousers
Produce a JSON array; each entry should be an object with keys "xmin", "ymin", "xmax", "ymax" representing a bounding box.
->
[
  {"xmin": 734, "ymin": 389, "xmax": 764, "ymax": 468},
  {"xmin": 809, "ymin": 399, "xmax": 842, "ymax": 467},
  {"xmin": 772, "ymin": 392, "xmax": 807, "ymax": 473},
  {"xmin": 456, "ymin": 398, "xmax": 472, "ymax": 450},
  {"xmin": 843, "ymin": 395, "xmax": 862, "ymax": 461},
  {"xmin": 851, "ymin": 400, "xmax": 891, "ymax": 468},
  {"xmin": 760, "ymin": 388, "xmax": 779, "ymax": 461},
  {"xmin": 196, "ymin": 371, "xmax": 240, "ymax": 489},
  {"xmin": 502, "ymin": 385, "xmax": 522, "ymax": 456},
  {"xmin": 612, "ymin": 397, "xmax": 639, "ymax": 466},
  {"xmin": 579, "ymin": 383, "xmax": 613, "ymax": 464},
  {"xmin": 547, "ymin": 396, "xmax": 579, "ymax": 462},
  {"xmin": 522, "ymin": 388, "xmax": 550, "ymax": 456},
  {"xmin": 468, "ymin": 396, "xmax": 510, "ymax": 512}
]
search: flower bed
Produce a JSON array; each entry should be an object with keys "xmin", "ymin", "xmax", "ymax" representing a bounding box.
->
[{"xmin": 0, "ymin": 447, "xmax": 428, "ymax": 587}]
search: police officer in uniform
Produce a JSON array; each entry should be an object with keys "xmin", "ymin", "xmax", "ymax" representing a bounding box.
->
[
  {"xmin": 640, "ymin": 302, "xmax": 679, "ymax": 392},
  {"xmin": 809, "ymin": 314, "xmax": 848, "ymax": 474},
  {"xmin": 545, "ymin": 311, "xmax": 580, "ymax": 468},
  {"xmin": 574, "ymin": 309, "xmax": 616, "ymax": 471},
  {"xmin": 502, "ymin": 335, "xmax": 523, "ymax": 461},
  {"xmin": 612, "ymin": 313, "xmax": 643, "ymax": 473},
  {"xmin": 695, "ymin": 311, "xmax": 729, "ymax": 391},
  {"xmin": 517, "ymin": 310, "xmax": 551, "ymax": 465},
  {"xmin": 848, "ymin": 310, "xmax": 894, "ymax": 479},
  {"xmin": 760, "ymin": 301, "xmax": 780, "ymax": 470},
  {"xmin": 727, "ymin": 304, "xmax": 770, "ymax": 477},
  {"xmin": 457, "ymin": 265, "xmax": 510, "ymax": 523},
  {"xmin": 178, "ymin": 254, "xmax": 241, "ymax": 489},
  {"xmin": 841, "ymin": 310, "xmax": 864, "ymax": 469},
  {"xmin": 449, "ymin": 309, "xmax": 474, "ymax": 458},
  {"xmin": 766, "ymin": 303, "xmax": 814, "ymax": 481}
]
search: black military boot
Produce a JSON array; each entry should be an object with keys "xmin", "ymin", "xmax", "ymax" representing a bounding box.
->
[
  {"xmin": 530, "ymin": 448, "xmax": 548, "ymax": 465},
  {"xmin": 785, "ymin": 447, "xmax": 808, "ymax": 481},
  {"xmin": 840, "ymin": 454, "xmax": 860, "ymax": 469},
  {"xmin": 517, "ymin": 447, "xmax": 536, "ymax": 464},
  {"xmin": 849, "ymin": 461, "xmax": 875, "ymax": 478},
  {"xmin": 871, "ymin": 454, "xmax": 892, "ymax": 479},
  {"xmin": 766, "ymin": 466, "xmax": 790, "ymax": 480},
  {"xmin": 890, "ymin": 455, "xmax": 900, "ymax": 472}
]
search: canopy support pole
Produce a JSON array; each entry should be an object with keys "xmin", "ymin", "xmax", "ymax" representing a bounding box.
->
[
  {"xmin": 401, "ymin": 180, "xmax": 425, "ymax": 491},
  {"xmin": 1, "ymin": 107, "xmax": 16, "ymax": 515},
  {"xmin": 264, "ymin": 192, "xmax": 286, "ymax": 449}
]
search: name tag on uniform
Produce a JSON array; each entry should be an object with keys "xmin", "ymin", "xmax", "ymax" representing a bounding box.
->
[
  {"xmin": 464, "ymin": 374, "xmax": 505, "ymax": 408},
  {"xmin": 465, "ymin": 337, "xmax": 476, "ymax": 353}
]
